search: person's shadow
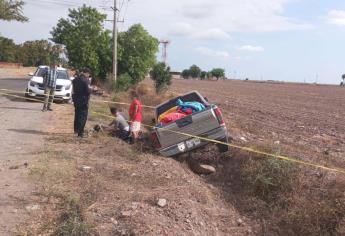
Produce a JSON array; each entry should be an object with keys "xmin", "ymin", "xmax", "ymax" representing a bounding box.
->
[{"xmin": 7, "ymin": 129, "xmax": 65, "ymax": 136}]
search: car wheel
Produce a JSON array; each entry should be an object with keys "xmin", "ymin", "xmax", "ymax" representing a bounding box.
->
[{"xmin": 217, "ymin": 136, "xmax": 229, "ymax": 153}]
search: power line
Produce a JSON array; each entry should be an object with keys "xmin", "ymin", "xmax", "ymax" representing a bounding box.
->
[{"xmin": 25, "ymin": 0, "xmax": 109, "ymax": 9}]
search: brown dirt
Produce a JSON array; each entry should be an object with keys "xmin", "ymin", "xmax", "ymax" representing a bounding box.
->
[
  {"xmin": 0, "ymin": 67, "xmax": 36, "ymax": 78},
  {"xmin": 23, "ymin": 105, "xmax": 255, "ymax": 235},
  {"xmin": 0, "ymin": 88, "xmax": 56, "ymax": 234}
]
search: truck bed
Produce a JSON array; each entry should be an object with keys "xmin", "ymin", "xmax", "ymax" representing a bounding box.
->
[
  {"xmin": 156, "ymin": 106, "xmax": 220, "ymax": 148},
  {"xmin": 152, "ymin": 91, "xmax": 228, "ymax": 157}
]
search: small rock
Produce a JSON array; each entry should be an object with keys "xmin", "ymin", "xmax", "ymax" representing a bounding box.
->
[
  {"xmin": 191, "ymin": 163, "xmax": 216, "ymax": 175},
  {"xmin": 25, "ymin": 204, "xmax": 40, "ymax": 211},
  {"xmin": 240, "ymin": 137, "xmax": 247, "ymax": 142},
  {"xmin": 274, "ymin": 141, "xmax": 280, "ymax": 145},
  {"xmin": 79, "ymin": 165, "xmax": 92, "ymax": 171},
  {"xmin": 5, "ymin": 184, "xmax": 10, "ymax": 187},
  {"xmin": 157, "ymin": 198, "xmax": 167, "ymax": 208},
  {"xmin": 24, "ymin": 162, "xmax": 28, "ymax": 168},
  {"xmin": 152, "ymin": 162, "xmax": 158, "ymax": 167},
  {"xmin": 121, "ymin": 211, "xmax": 132, "ymax": 217},
  {"xmin": 12, "ymin": 209, "xmax": 18, "ymax": 214},
  {"xmin": 237, "ymin": 218, "xmax": 244, "ymax": 226},
  {"xmin": 131, "ymin": 202, "xmax": 139, "ymax": 210},
  {"xmin": 110, "ymin": 218, "xmax": 118, "ymax": 225},
  {"xmin": 324, "ymin": 149, "xmax": 330, "ymax": 155}
]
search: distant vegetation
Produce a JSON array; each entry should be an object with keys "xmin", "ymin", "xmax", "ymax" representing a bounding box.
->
[
  {"xmin": 181, "ymin": 65, "xmax": 225, "ymax": 80},
  {"xmin": 0, "ymin": 37, "xmax": 62, "ymax": 66},
  {"xmin": 150, "ymin": 62, "xmax": 172, "ymax": 93}
]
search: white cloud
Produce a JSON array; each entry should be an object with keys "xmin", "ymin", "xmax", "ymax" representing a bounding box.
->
[
  {"xmin": 237, "ymin": 45, "xmax": 265, "ymax": 52},
  {"xmin": 170, "ymin": 23, "xmax": 230, "ymax": 40},
  {"xmin": 235, "ymin": 56, "xmax": 252, "ymax": 61},
  {"xmin": 124, "ymin": 0, "xmax": 313, "ymax": 40},
  {"xmin": 194, "ymin": 28, "xmax": 231, "ymax": 40},
  {"xmin": 327, "ymin": 10, "xmax": 345, "ymax": 26},
  {"xmin": 196, "ymin": 47, "xmax": 230, "ymax": 58}
]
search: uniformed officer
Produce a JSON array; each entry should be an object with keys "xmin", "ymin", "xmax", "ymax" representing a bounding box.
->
[{"xmin": 72, "ymin": 68, "xmax": 91, "ymax": 138}]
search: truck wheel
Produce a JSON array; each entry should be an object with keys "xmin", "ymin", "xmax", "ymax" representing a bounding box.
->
[{"xmin": 217, "ymin": 136, "xmax": 229, "ymax": 153}]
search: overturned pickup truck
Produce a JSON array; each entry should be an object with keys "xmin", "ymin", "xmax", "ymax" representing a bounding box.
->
[{"xmin": 151, "ymin": 91, "xmax": 229, "ymax": 157}]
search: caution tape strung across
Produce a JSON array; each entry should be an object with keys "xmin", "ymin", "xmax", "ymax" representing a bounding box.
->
[
  {"xmin": 1, "ymin": 90, "xmax": 344, "ymax": 174},
  {"xmin": 0, "ymin": 88, "xmax": 155, "ymax": 108}
]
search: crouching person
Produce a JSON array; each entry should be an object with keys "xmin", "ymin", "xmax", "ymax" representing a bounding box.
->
[{"xmin": 109, "ymin": 107, "xmax": 130, "ymax": 141}]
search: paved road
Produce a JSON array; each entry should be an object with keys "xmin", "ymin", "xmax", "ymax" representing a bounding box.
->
[{"xmin": 0, "ymin": 76, "xmax": 47, "ymax": 235}]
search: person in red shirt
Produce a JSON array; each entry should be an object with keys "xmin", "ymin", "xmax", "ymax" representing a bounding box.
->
[{"xmin": 128, "ymin": 90, "xmax": 142, "ymax": 142}]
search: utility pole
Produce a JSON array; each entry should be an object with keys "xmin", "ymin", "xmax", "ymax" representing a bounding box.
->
[{"xmin": 112, "ymin": 0, "xmax": 118, "ymax": 85}]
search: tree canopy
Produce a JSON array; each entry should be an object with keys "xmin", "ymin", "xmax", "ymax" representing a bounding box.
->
[
  {"xmin": 200, "ymin": 71, "xmax": 207, "ymax": 80},
  {"xmin": 181, "ymin": 69, "xmax": 190, "ymax": 79},
  {"xmin": 0, "ymin": 0, "xmax": 28, "ymax": 22},
  {"xmin": 0, "ymin": 36, "xmax": 62, "ymax": 66},
  {"xmin": 210, "ymin": 68, "xmax": 225, "ymax": 79},
  {"xmin": 150, "ymin": 62, "xmax": 172, "ymax": 93},
  {"xmin": 0, "ymin": 36, "xmax": 17, "ymax": 62},
  {"xmin": 51, "ymin": 5, "xmax": 112, "ymax": 79},
  {"xmin": 118, "ymin": 24, "xmax": 159, "ymax": 85},
  {"xmin": 189, "ymin": 65, "xmax": 201, "ymax": 79}
]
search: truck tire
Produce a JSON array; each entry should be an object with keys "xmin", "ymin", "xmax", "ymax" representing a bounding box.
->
[{"xmin": 217, "ymin": 136, "xmax": 229, "ymax": 153}]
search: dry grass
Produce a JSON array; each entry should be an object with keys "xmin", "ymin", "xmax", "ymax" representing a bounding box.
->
[
  {"xmin": 26, "ymin": 149, "xmax": 96, "ymax": 235},
  {"xmin": 0, "ymin": 67, "xmax": 36, "ymax": 78},
  {"xmin": 206, "ymin": 142, "xmax": 345, "ymax": 236}
]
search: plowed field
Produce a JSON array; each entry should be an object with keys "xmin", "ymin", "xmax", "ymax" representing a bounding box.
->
[{"xmin": 171, "ymin": 79, "xmax": 345, "ymax": 168}]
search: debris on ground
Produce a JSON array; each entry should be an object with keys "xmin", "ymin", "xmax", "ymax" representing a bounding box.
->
[{"xmin": 157, "ymin": 198, "xmax": 167, "ymax": 208}]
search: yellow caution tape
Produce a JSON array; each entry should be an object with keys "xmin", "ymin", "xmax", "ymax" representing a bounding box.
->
[
  {"xmin": 91, "ymin": 111, "xmax": 345, "ymax": 175},
  {"xmin": 0, "ymin": 88, "xmax": 155, "ymax": 108},
  {"xmin": 1, "ymin": 90, "xmax": 344, "ymax": 174}
]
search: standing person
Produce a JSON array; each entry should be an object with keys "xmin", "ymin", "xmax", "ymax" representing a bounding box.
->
[
  {"xmin": 128, "ymin": 90, "xmax": 142, "ymax": 143},
  {"xmin": 42, "ymin": 62, "xmax": 58, "ymax": 112},
  {"xmin": 72, "ymin": 68, "xmax": 92, "ymax": 138}
]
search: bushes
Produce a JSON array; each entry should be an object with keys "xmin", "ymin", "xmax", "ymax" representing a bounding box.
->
[
  {"xmin": 242, "ymin": 155, "xmax": 298, "ymax": 203},
  {"xmin": 233, "ymin": 147, "xmax": 345, "ymax": 235},
  {"xmin": 150, "ymin": 62, "xmax": 172, "ymax": 93}
]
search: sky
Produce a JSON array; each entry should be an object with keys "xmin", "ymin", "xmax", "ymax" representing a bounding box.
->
[{"xmin": 1, "ymin": 0, "xmax": 345, "ymax": 84}]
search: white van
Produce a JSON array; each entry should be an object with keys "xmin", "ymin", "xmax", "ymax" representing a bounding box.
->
[{"xmin": 26, "ymin": 66, "xmax": 73, "ymax": 102}]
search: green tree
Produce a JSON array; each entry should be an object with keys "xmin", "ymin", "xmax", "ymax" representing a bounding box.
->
[
  {"xmin": 181, "ymin": 69, "xmax": 190, "ymax": 79},
  {"xmin": 189, "ymin": 65, "xmax": 201, "ymax": 79},
  {"xmin": 0, "ymin": 36, "xmax": 18, "ymax": 62},
  {"xmin": 0, "ymin": 0, "xmax": 28, "ymax": 22},
  {"xmin": 210, "ymin": 68, "xmax": 225, "ymax": 80},
  {"xmin": 150, "ymin": 62, "xmax": 172, "ymax": 93},
  {"xmin": 19, "ymin": 40, "xmax": 54, "ymax": 66},
  {"xmin": 51, "ymin": 5, "xmax": 112, "ymax": 79},
  {"xmin": 200, "ymin": 71, "xmax": 207, "ymax": 80},
  {"xmin": 116, "ymin": 73, "xmax": 132, "ymax": 92},
  {"xmin": 118, "ymin": 24, "xmax": 159, "ymax": 85}
]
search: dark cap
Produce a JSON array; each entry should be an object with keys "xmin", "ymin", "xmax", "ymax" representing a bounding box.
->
[{"xmin": 82, "ymin": 67, "xmax": 91, "ymax": 74}]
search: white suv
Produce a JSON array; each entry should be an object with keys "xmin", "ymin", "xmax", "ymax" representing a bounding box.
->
[{"xmin": 26, "ymin": 66, "xmax": 73, "ymax": 102}]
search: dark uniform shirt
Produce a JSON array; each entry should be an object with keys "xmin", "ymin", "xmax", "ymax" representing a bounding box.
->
[{"xmin": 72, "ymin": 75, "xmax": 91, "ymax": 106}]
